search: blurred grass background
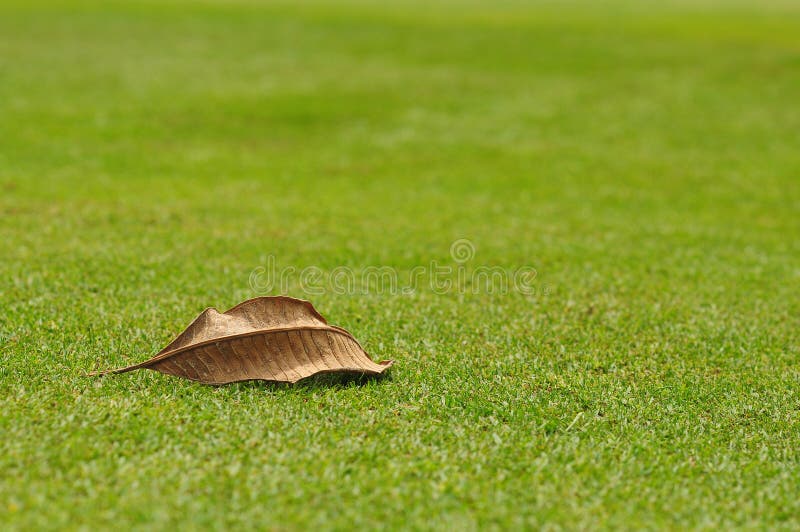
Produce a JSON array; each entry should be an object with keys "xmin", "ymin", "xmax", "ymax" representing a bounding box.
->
[{"xmin": 1, "ymin": 0, "xmax": 799, "ymax": 529}]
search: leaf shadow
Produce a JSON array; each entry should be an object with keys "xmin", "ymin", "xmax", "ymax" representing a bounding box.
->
[{"xmin": 221, "ymin": 370, "xmax": 394, "ymax": 393}]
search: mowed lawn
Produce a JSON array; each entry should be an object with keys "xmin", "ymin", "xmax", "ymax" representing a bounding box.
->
[{"xmin": 1, "ymin": 0, "xmax": 799, "ymax": 529}]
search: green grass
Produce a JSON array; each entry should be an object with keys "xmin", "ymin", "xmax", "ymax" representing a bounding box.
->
[{"xmin": 2, "ymin": 0, "xmax": 799, "ymax": 529}]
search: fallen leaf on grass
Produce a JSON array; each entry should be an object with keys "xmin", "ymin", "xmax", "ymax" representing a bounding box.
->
[{"xmin": 91, "ymin": 296, "xmax": 393, "ymax": 385}]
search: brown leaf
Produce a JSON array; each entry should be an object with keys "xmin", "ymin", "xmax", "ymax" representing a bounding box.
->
[{"xmin": 91, "ymin": 296, "xmax": 393, "ymax": 384}]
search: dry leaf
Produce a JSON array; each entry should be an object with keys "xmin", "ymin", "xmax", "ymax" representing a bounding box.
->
[{"xmin": 92, "ymin": 296, "xmax": 393, "ymax": 384}]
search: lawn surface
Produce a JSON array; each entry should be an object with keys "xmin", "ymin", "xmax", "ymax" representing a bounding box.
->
[{"xmin": 2, "ymin": 0, "xmax": 799, "ymax": 529}]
